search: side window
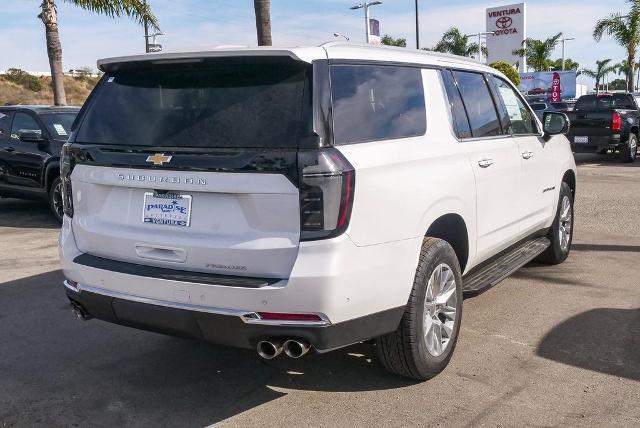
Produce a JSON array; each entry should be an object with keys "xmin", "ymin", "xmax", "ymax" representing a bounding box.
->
[
  {"xmin": 0, "ymin": 111, "xmax": 12, "ymax": 137},
  {"xmin": 451, "ymin": 71, "xmax": 502, "ymax": 138},
  {"xmin": 330, "ymin": 64, "xmax": 426, "ymax": 144},
  {"xmin": 491, "ymin": 76, "xmax": 538, "ymax": 135},
  {"xmin": 10, "ymin": 112, "xmax": 42, "ymax": 139},
  {"xmin": 440, "ymin": 70, "xmax": 472, "ymax": 139}
]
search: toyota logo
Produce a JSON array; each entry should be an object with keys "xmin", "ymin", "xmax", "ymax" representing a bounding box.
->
[{"xmin": 496, "ymin": 16, "xmax": 513, "ymax": 29}]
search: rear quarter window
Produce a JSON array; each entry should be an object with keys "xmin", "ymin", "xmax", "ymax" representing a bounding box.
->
[{"xmin": 329, "ymin": 64, "xmax": 426, "ymax": 144}]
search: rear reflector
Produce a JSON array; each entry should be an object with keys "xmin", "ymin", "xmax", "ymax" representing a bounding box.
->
[{"xmin": 257, "ymin": 312, "xmax": 323, "ymax": 322}]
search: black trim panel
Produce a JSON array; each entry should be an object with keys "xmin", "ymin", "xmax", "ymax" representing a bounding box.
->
[
  {"xmin": 66, "ymin": 286, "xmax": 405, "ymax": 351},
  {"xmin": 72, "ymin": 253, "xmax": 281, "ymax": 288}
]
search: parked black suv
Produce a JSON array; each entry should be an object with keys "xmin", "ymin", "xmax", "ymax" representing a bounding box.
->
[{"xmin": 0, "ymin": 105, "xmax": 80, "ymax": 221}]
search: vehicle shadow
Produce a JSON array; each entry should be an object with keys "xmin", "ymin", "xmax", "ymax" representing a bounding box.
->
[
  {"xmin": 571, "ymin": 243, "xmax": 640, "ymax": 253},
  {"xmin": 0, "ymin": 270, "xmax": 415, "ymax": 427},
  {"xmin": 0, "ymin": 198, "xmax": 59, "ymax": 229},
  {"xmin": 574, "ymin": 152, "xmax": 640, "ymax": 167},
  {"xmin": 536, "ymin": 308, "xmax": 640, "ymax": 381}
]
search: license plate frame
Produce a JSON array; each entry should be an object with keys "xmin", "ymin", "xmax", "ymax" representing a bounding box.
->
[
  {"xmin": 574, "ymin": 136, "xmax": 589, "ymax": 144},
  {"xmin": 142, "ymin": 192, "xmax": 192, "ymax": 227}
]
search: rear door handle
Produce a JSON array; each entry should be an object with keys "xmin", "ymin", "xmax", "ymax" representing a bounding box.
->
[
  {"xmin": 522, "ymin": 151, "xmax": 534, "ymax": 160},
  {"xmin": 478, "ymin": 158, "xmax": 494, "ymax": 168}
]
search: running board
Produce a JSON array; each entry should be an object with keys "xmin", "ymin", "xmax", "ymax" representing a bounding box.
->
[{"xmin": 462, "ymin": 237, "xmax": 550, "ymax": 297}]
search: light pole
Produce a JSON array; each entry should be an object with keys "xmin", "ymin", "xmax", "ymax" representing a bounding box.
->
[
  {"xmin": 415, "ymin": 0, "xmax": 419, "ymax": 49},
  {"xmin": 465, "ymin": 32, "xmax": 494, "ymax": 63},
  {"xmin": 350, "ymin": 1, "xmax": 383, "ymax": 44},
  {"xmin": 560, "ymin": 37, "xmax": 575, "ymax": 70},
  {"xmin": 333, "ymin": 32, "xmax": 350, "ymax": 41}
]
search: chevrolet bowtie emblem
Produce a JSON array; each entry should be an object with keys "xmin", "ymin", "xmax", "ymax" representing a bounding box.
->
[{"xmin": 146, "ymin": 153, "xmax": 172, "ymax": 166}]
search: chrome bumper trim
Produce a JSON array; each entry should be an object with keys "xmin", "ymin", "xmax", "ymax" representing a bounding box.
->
[{"xmin": 63, "ymin": 280, "xmax": 331, "ymax": 327}]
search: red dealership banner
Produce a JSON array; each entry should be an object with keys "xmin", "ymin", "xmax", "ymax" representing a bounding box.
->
[{"xmin": 550, "ymin": 72, "xmax": 561, "ymax": 102}]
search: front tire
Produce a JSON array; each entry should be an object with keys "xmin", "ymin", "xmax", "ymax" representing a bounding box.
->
[
  {"xmin": 538, "ymin": 182, "xmax": 573, "ymax": 264},
  {"xmin": 619, "ymin": 133, "xmax": 637, "ymax": 163},
  {"xmin": 376, "ymin": 238, "xmax": 463, "ymax": 380},
  {"xmin": 48, "ymin": 177, "xmax": 63, "ymax": 223}
]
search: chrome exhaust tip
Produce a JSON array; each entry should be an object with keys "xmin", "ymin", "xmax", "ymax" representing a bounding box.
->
[
  {"xmin": 283, "ymin": 339, "xmax": 310, "ymax": 358},
  {"xmin": 256, "ymin": 340, "xmax": 283, "ymax": 359}
]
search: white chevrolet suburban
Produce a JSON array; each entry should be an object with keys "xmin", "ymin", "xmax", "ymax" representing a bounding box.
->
[{"xmin": 60, "ymin": 43, "xmax": 576, "ymax": 380}]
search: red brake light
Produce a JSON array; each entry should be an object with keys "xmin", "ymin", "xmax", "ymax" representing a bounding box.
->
[
  {"xmin": 257, "ymin": 312, "xmax": 323, "ymax": 322},
  {"xmin": 612, "ymin": 111, "xmax": 622, "ymax": 131}
]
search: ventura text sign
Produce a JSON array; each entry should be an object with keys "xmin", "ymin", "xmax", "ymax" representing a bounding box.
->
[
  {"xmin": 518, "ymin": 71, "xmax": 577, "ymax": 100},
  {"xmin": 486, "ymin": 3, "xmax": 526, "ymax": 71}
]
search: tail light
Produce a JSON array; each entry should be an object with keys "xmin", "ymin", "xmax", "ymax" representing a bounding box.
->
[
  {"xmin": 60, "ymin": 143, "xmax": 75, "ymax": 218},
  {"xmin": 612, "ymin": 111, "xmax": 622, "ymax": 132},
  {"xmin": 298, "ymin": 148, "xmax": 355, "ymax": 241}
]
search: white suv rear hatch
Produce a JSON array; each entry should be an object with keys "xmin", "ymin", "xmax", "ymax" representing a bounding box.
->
[{"xmin": 67, "ymin": 56, "xmax": 311, "ymax": 279}]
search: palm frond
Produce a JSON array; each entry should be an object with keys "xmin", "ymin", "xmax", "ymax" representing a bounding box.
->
[{"xmin": 64, "ymin": 0, "xmax": 159, "ymax": 30}]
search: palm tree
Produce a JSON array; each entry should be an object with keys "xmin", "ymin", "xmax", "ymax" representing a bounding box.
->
[
  {"xmin": 253, "ymin": 0, "xmax": 272, "ymax": 46},
  {"xmin": 381, "ymin": 35, "xmax": 407, "ymax": 47},
  {"xmin": 594, "ymin": 1, "xmax": 640, "ymax": 92},
  {"xmin": 615, "ymin": 60, "xmax": 640, "ymax": 89},
  {"xmin": 512, "ymin": 33, "xmax": 562, "ymax": 71},
  {"xmin": 549, "ymin": 58, "xmax": 580, "ymax": 72},
  {"xmin": 432, "ymin": 28, "xmax": 485, "ymax": 59},
  {"xmin": 39, "ymin": 0, "xmax": 158, "ymax": 106},
  {"xmin": 581, "ymin": 59, "xmax": 617, "ymax": 94}
]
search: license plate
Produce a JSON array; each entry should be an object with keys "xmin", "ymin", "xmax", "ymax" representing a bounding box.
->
[
  {"xmin": 574, "ymin": 136, "xmax": 589, "ymax": 143},
  {"xmin": 143, "ymin": 192, "xmax": 192, "ymax": 227}
]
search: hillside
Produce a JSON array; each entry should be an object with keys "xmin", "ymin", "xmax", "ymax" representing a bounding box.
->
[{"xmin": 0, "ymin": 74, "xmax": 98, "ymax": 107}]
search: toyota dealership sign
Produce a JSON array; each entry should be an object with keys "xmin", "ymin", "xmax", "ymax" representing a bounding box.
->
[{"xmin": 486, "ymin": 3, "xmax": 526, "ymax": 71}]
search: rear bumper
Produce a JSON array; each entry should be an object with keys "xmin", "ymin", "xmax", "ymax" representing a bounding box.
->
[
  {"xmin": 60, "ymin": 217, "xmax": 420, "ymax": 351},
  {"xmin": 64, "ymin": 281, "xmax": 403, "ymax": 351},
  {"xmin": 570, "ymin": 134, "xmax": 622, "ymax": 153}
]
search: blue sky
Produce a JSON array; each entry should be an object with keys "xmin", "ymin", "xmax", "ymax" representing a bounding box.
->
[{"xmin": 0, "ymin": 0, "xmax": 632, "ymax": 87}]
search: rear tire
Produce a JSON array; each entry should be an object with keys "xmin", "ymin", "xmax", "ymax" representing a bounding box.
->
[
  {"xmin": 48, "ymin": 177, "xmax": 63, "ymax": 223},
  {"xmin": 619, "ymin": 133, "xmax": 637, "ymax": 163},
  {"xmin": 376, "ymin": 238, "xmax": 463, "ymax": 380},
  {"xmin": 538, "ymin": 182, "xmax": 573, "ymax": 264}
]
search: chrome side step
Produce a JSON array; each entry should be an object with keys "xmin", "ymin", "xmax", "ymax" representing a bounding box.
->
[{"xmin": 462, "ymin": 237, "xmax": 551, "ymax": 297}]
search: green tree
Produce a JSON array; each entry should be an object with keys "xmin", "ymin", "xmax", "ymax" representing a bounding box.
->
[
  {"xmin": 549, "ymin": 58, "xmax": 580, "ymax": 72},
  {"xmin": 608, "ymin": 78, "xmax": 628, "ymax": 90},
  {"xmin": 615, "ymin": 59, "xmax": 640, "ymax": 90},
  {"xmin": 432, "ymin": 27, "xmax": 484, "ymax": 58},
  {"xmin": 489, "ymin": 60, "xmax": 520, "ymax": 86},
  {"xmin": 39, "ymin": 0, "xmax": 158, "ymax": 106},
  {"xmin": 253, "ymin": 0, "xmax": 272, "ymax": 46},
  {"xmin": 581, "ymin": 59, "xmax": 617, "ymax": 94},
  {"xmin": 512, "ymin": 33, "xmax": 562, "ymax": 71},
  {"xmin": 381, "ymin": 35, "xmax": 407, "ymax": 47},
  {"xmin": 594, "ymin": 0, "xmax": 640, "ymax": 92}
]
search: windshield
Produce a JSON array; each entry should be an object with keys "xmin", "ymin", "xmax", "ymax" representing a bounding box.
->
[
  {"xmin": 40, "ymin": 112, "xmax": 77, "ymax": 140},
  {"xmin": 75, "ymin": 59, "xmax": 310, "ymax": 148}
]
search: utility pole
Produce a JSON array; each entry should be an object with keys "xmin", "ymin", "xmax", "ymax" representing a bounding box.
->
[
  {"xmin": 415, "ymin": 0, "xmax": 419, "ymax": 49},
  {"xmin": 560, "ymin": 36, "xmax": 575, "ymax": 70},
  {"xmin": 350, "ymin": 2, "xmax": 383, "ymax": 44},
  {"xmin": 143, "ymin": 0, "xmax": 149, "ymax": 53}
]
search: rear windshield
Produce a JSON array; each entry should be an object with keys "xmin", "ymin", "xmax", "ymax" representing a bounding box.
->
[
  {"xmin": 75, "ymin": 59, "xmax": 310, "ymax": 148},
  {"xmin": 574, "ymin": 94, "xmax": 635, "ymax": 111},
  {"xmin": 550, "ymin": 102, "xmax": 568, "ymax": 110},
  {"xmin": 530, "ymin": 103, "xmax": 547, "ymax": 111}
]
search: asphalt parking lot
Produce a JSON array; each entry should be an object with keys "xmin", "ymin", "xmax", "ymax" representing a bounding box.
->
[{"xmin": 0, "ymin": 153, "xmax": 639, "ymax": 427}]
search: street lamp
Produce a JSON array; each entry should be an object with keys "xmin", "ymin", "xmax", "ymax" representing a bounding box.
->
[
  {"xmin": 333, "ymin": 32, "xmax": 350, "ymax": 41},
  {"xmin": 465, "ymin": 32, "xmax": 494, "ymax": 63},
  {"xmin": 560, "ymin": 37, "xmax": 575, "ymax": 71},
  {"xmin": 350, "ymin": 1, "xmax": 383, "ymax": 44}
]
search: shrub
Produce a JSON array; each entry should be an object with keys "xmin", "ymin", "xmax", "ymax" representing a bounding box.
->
[
  {"xmin": 489, "ymin": 60, "xmax": 520, "ymax": 86},
  {"xmin": 3, "ymin": 68, "xmax": 43, "ymax": 92}
]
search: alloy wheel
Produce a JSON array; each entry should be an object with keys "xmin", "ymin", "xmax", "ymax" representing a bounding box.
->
[
  {"xmin": 423, "ymin": 263, "xmax": 458, "ymax": 357},
  {"xmin": 558, "ymin": 195, "xmax": 572, "ymax": 253},
  {"xmin": 52, "ymin": 181, "xmax": 63, "ymax": 220}
]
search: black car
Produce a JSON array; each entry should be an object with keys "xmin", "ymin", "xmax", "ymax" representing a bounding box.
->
[
  {"xmin": 0, "ymin": 105, "xmax": 80, "ymax": 221},
  {"xmin": 565, "ymin": 93, "xmax": 639, "ymax": 163}
]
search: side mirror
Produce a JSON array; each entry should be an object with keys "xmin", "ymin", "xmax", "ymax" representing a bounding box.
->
[
  {"xmin": 542, "ymin": 112, "xmax": 570, "ymax": 140},
  {"xmin": 18, "ymin": 130, "xmax": 45, "ymax": 143}
]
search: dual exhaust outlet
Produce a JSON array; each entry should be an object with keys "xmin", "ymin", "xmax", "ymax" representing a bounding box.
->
[{"xmin": 257, "ymin": 339, "xmax": 310, "ymax": 359}]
